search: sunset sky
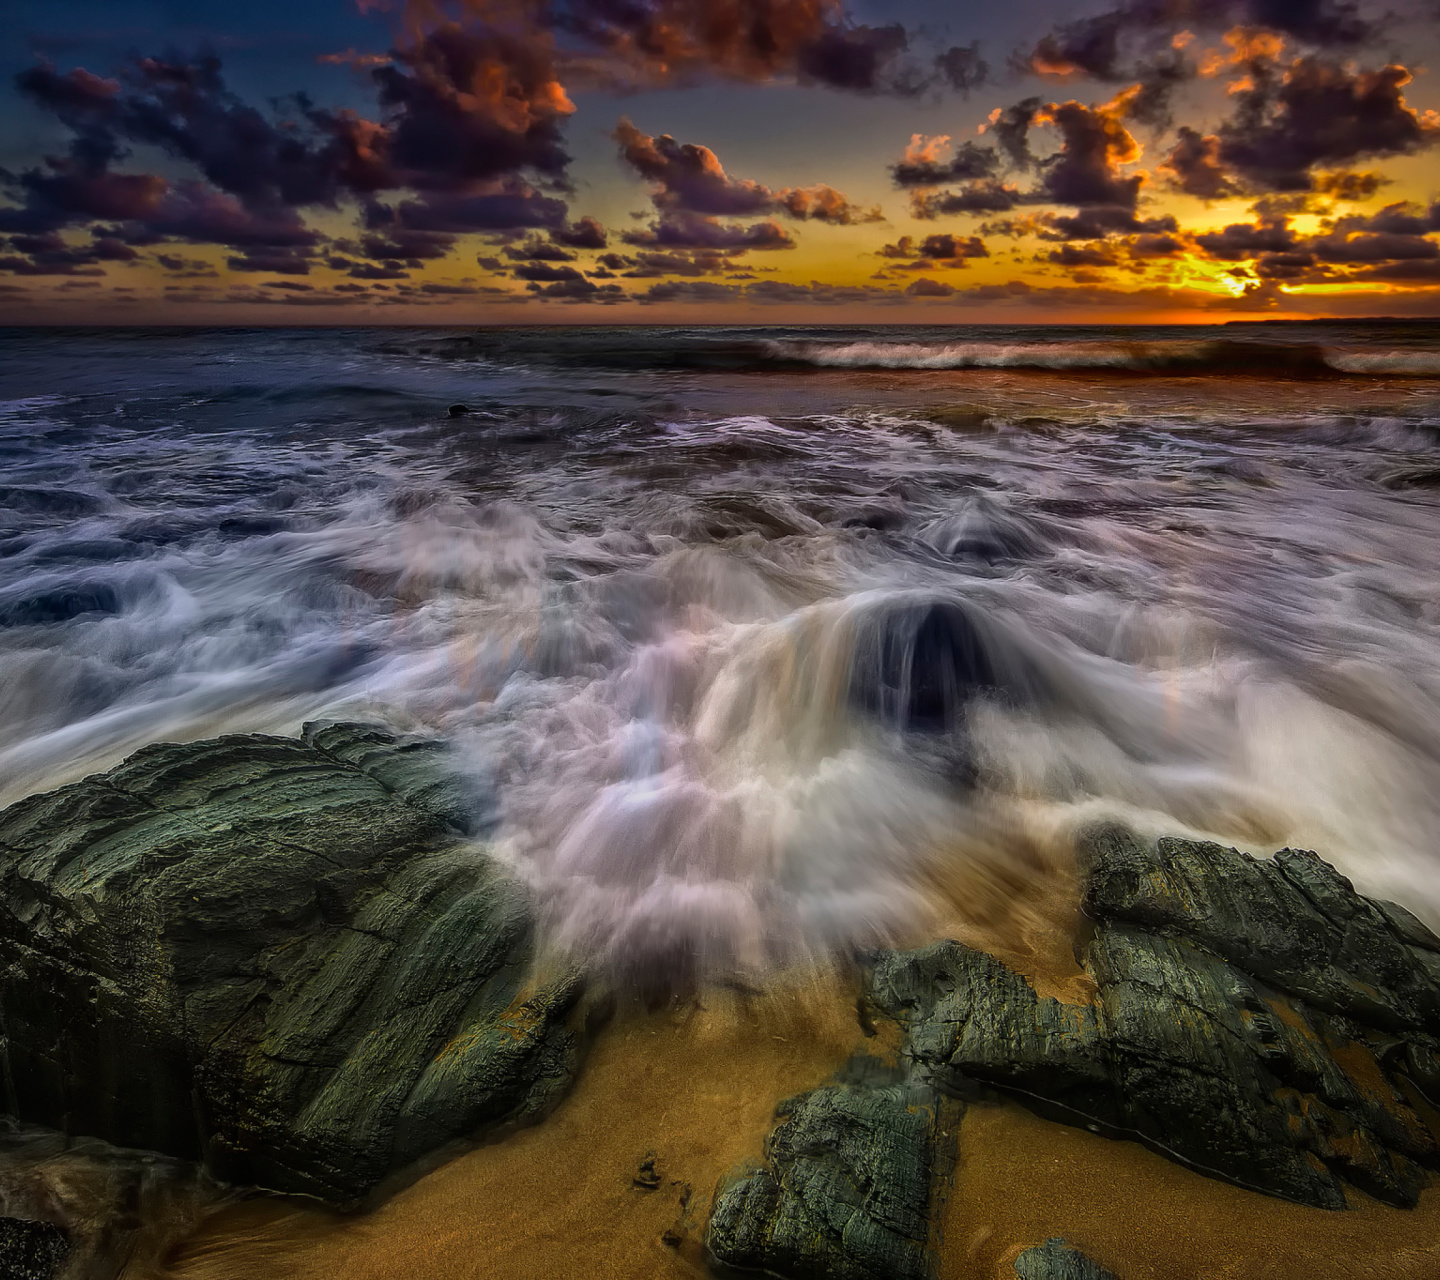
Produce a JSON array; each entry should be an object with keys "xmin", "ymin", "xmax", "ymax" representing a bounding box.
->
[{"xmin": 3, "ymin": 0, "xmax": 1440, "ymax": 323}]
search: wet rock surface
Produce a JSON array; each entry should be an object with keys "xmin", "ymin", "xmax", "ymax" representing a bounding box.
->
[
  {"xmin": 0, "ymin": 723, "xmax": 582, "ymax": 1207},
  {"xmin": 1012, "ymin": 1237, "xmax": 1117, "ymax": 1280},
  {"xmin": 709, "ymin": 827, "xmax": 1440, "ymax": 1280},
  {"xmin": 0, "ymin": 1217, "xmax": 69, "ymax": 1280},
  {"xmin": 707, "ymin": 1073, "xmax": 940, "ymax": 1280},
  {"xmin": 869, "ymin": 826, "xmax": 1440, "ymax": 1211}
]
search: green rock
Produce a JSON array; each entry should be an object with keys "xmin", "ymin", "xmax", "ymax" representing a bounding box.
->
[
  {"xmin": 0, "ymin": 724, "xmax": 582, "ymax": 1206},
  {"xmin": 1013, "ymin": 1238, "xmax": 1117, "ymax": 1280},
  {"xmin": 707, "ymin": 1077, "xmax": 941, "ymax": 1280},
  {"xmin": 868, "ymin": 830, "xmax": 1440, "ymax": 1210}
]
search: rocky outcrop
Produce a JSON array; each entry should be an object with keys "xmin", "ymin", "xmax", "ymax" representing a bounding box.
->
[
  {"xmin": 0, "ymin": 723, "xmax": 582, "ymax": 1207},
  {"xmin": 708, "ymin": 1070, "xmax": 941, "ymax": 1280},
  {"xmin": 1012, "ymin": 1238, "xmax": 1117, "ymax": 1280},
  {"xmin": 708, "ymin": 828, "xmax": 1440, "ymax": 1280},
  {"xmin": 869, "ymin": 828, "xmax": 1440, "ymax": 1211}
]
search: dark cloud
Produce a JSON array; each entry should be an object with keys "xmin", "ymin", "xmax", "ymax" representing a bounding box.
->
[
  {"xmin": 1020, "ymin": 0, "xmax": 1374, "ymax": 88},
  {"xmin": 614, "ymin": 119, "xmax": 874, "ymax": 224},
  {"xmin": 503, "ymin": 238, "xmax": 576, "ymax": 262},
  {"xmin": 622, "ymin": 212, "xmax": 795, "ymax": 251},
  {"xmin": 935, "ymin": 43, "xmax": 988, "ymax": 95},
  {"xmin": 1216, "ymin": 57, "xmax": 1437, "ymax": 193},
  {"xmin": 890, "ymin": 136, "xmax": 998, "ymax": 188},
  {"xmin": 905, "ymin": 277, "xmax": 956, "ymax": 297},
  {"xmin": 3, "ymin": 35, "xmax": 582, "ymax": 272},
  {"xmin": 878, "ymin": 233, "xmax": 989, "ymax": 267},
  {"xmin": 484, "ymin": 0, "xmax": 922, "ymax": 95},
  {"xmin": 1034, "ymin": 91, "xmax": 1145, "ymax": 210},
  {"xmin": 1193, "ymin": 216, "xmax": 1297, "ymax": 257},
  {"xmin": 1162, "ymin": 126, "xmax": 1241, "ymax": 199},
  {"xmin": 909, "ymin": 182, "xmax": 1021, "ymax": 218},
  {"xmin": 638, "ymin": 279, "xmax": 743, "ymax": 303},
  {"xmin": 372, "ymin": 25, "xmax": 574, "ymax": 192},
  {"xmin": 621, "ymin": 250, "xmax": 740, "ymax": 277},
  {"xmin": 550, "ymin": 215, "xmax": 608, "ymax": 248},
  {"xmin": 1047, "ymin": 242, "xmax": 1120, "ymax": 267},
  {"xmin": 513, "ymin": 261, "xmax": 588, "ymax": 282}
]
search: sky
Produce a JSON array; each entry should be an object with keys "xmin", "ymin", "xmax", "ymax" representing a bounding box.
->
[{"xmin": 2, "ymin": 0, "xmax": 1440, "ymax": 324}]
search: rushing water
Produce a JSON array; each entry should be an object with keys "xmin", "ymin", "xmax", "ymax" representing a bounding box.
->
[{"xmin": 3, "ymin": 321, "xmax": 1440, "ymax": 987}]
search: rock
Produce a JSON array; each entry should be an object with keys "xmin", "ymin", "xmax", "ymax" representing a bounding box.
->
[
  {"xmin": 633, "ymin": 1151, "xmax": 662, "ymax": 1190},
  {"xmin": 0, "ymin": 724, "xmax": 583, "ymax": 1207},
  {"xmin": 1080, "ymin": 827, "xmax": 1440, "ymax": 1035},
  {"xmin": 0, "ymin": 1218, "xmax": 69, "ymax": 1280},
  {"xmin": 1013, "ymin": 1237, "xmax": 1117, "ymax": 1280},
  {"xmin": 868, "ymin": 828, "xmax": 1440, "ymax": 1210},
  {"xmin": 707, "ymin": 1076, "xmax": 940, "ymax": 1280},
  {"xmin": 447, "ymin": 403, "xmax": 471, "ymax": 417}
]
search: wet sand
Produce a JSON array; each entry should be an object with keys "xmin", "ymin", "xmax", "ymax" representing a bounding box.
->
[
  {"xmin": 153, "ymin": 979, "xmax": 864, "ymax": 1280},
  {"xmin": 942, "ymin": 1101, "xmax": 1440, "ymax": 1280}
]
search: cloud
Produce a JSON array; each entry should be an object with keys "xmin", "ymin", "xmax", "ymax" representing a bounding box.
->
[
  {"xmin": 2, "ymin": 38, "xmax": 587, "ymax": 274},
  {"xmin": 1167, "ymin": 56, "xmax": 1439, "ymax": 197},
  {"xmin": 622, "ymin": 211, "xmax": 795, "ymax": 251},
  {"xmin": 369, "ymin": 25, "xmax": 574, "ymax": 191},
  {"xmin": 444, "ymin": 0, "xmax": 921, "ymax": 95},
  {"xmin": 877, "ymin": 233, "xmax": 989, "ymax": 268},
  {"xmin": 614, "ymin": 119, "xmax": 874, "ymax": 224},
  {"xmin": 889, "ymin": 134, "xmax": 999, "ymax": 188},
  {"xmin": 550, "ymin": 215, "xmax": 607, "ymax": 248},
  {"xmin": 1216, "ymin": 57, "xmax": 1437, "ymax": 192}
]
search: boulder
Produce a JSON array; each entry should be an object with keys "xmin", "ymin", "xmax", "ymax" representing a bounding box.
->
[
  {"xmin": 708, "ymin": 1072, "xmax": 941, "ymax": 1280},
  {"xmin": 0, "ymin": 723, "xmax": 582, "ymax": 1207},
  {"xmin": 868, "ymin": 829, "xmax": 1440, "ymax": 1210},
  {"xmin": 1013, "ymin": 1238, "xmax": 1117, "ymax": 1280}
]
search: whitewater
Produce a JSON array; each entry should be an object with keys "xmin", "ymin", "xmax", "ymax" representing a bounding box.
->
[{"xmin": 3, "ymin": 322, "xmax": 1440, "ymax": 988}]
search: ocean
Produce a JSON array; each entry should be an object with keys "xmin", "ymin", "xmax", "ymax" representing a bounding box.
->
[{"xmin": 3, "ymin": 320, "xmax": 1440, "ymax": 990}]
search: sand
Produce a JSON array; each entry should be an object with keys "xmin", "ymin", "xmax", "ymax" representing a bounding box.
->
[
  {"xmin": 146, "ymin": 849, "xmax": 1439, "ymax": 1280},
  {"xmin": 153, "ymin": 976, "xmax": 864, "ymax": 1280}
]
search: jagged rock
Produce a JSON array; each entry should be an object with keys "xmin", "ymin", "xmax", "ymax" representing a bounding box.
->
[
  {"xmin": 1013, "ymin": 1237, "xmax": 1117, "ymax": 1280},
  {"xmin": 1081, "ymin": 827, "xmax": 1440, "ymax": 1035},
  {"xmin": 707, "ymin": 1076, "xmax": 940, "ymax": 1280},
  {"xmin": 868, "ymin": 829, "xmax": 1440, "ymax": 1210},
  {"xmin": 0, "ymin": 724, "xmax": 582, "ymax": 1207},
  {"xmin": 0, "ymin": 1218, "xmax": 69, "ymax": 1280}
]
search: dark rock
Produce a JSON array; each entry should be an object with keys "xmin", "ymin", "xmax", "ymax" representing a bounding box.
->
[
  {"xmin": 0, "ymin": 1218, "xmax": 69, "ymax": 1280},
  {"xmin": 0, "ymin": 724, "xmax": 583, "ymax": 1207},
  {"xmin": 850, "ymin": 597, "xmax": 1019, "ymax": 732},
  {"xmin": 633, "ymin": 1151, "xmax": 662, "ymax": 1190},
  {"xmin": 1013, "ymin": 1237, "xmax": 1118, "ymax": 1280},
  {"xmin": 869, "ymin": 830, "xmax": 1440, "ymax": 1210},
  {"xmin": 707, "ymin": 1080, "xmax": 940, "ymax": 1280},
  {"xmin": 1080, "ymin": 827, "xmax": 1440, "ymax": 1035},
  {"xmin": 447, "ymin": 403, "xmax": 471, "ymax": 418}
]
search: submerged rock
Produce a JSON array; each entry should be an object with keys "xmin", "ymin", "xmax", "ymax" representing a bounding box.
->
[
  {"xmin": 0, "ymin": 723, "xmax": 582, "ymax": 1207},
  {"xmin": 849, "ymin": 596, "xmax": 1047, "ymax": 734},
  {"xmin": 707, "ymin": 1077, "xmax": 941, "ymax": 1280},
  {"xmin": 1013, "ymin": 1238, "xmax": 1117, "ymax": 1280}
]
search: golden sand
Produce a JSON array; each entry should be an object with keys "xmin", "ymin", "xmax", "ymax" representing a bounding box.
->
[
  {"xmin": 148, "ymin": 852, "xmax": 1438, "ymax": 1280},
  {"xmin": 940, "ymin": 1101, "xmax": 1440, "ymax": 1280},
  {"xmin": 154, "ymin": 978, "xmax": 863, "ymax": 1280}
]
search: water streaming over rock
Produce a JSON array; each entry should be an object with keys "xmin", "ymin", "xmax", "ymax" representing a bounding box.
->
[{"xmin": 4, "ymin": 323, "xmax": 1440, "ymax": 993}]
